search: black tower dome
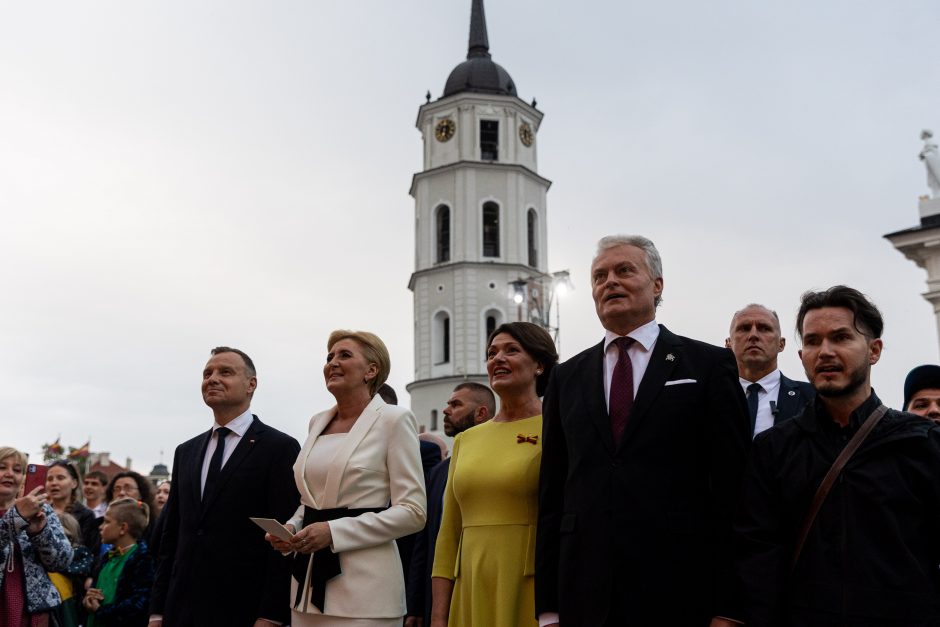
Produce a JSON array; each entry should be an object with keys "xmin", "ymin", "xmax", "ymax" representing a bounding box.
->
[{"xmin": 442, "ymin": 0, "xmax": 517, "ymax": 98}]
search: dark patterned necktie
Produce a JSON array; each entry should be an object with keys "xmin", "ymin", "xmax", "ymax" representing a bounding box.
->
[
  {"xmin": 609, "ymin": 336, "xmax": 635, "ymax": 446},
  {"xmin": 203, "ymin": 426, "xmax": 232, "ymax": 500}
]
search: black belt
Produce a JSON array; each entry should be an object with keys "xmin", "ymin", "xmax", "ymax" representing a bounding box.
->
[{"xmin": 291, "ymin": 505, "xmax": 386, "ymax": 612}]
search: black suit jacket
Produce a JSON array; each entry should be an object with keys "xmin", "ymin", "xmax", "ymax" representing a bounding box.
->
[
  {"xmin": 151, "ymin": 416, "xmax": 300, "ymax": 627},
  {"xmin": 535, "ymin": 325, "xmax": 751, "ymax": 626},
  {"xmin": 772, "ymin": 374, "xmax": 815, "ymax": 426},
  {"xmin": 406, "ymin": 456, "xmax": 450, "ymax": 625}
]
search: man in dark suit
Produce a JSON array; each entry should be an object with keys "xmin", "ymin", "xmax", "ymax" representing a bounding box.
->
[
  {"xmin": 535, "ymin": 235, "xmax": 751, "ymax": 627},
  {"xmin": 725, "ymin": 304, "xmax": 815, "ymax": 437},
  {"xmin": 404, "ymin": 382, "xmax": 495, "ymax": 627},
  {"xmin": 149, "ymin": 347, "xmax": 300, "ymax": 627}
]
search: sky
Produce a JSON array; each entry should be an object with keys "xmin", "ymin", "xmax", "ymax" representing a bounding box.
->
[{"xmin": 2, "ymin": 0, "xmax": 940, "ymax": 473}]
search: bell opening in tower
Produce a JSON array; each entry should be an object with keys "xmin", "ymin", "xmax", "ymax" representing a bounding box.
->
[{"xmin": 480, "ymin": 120, "xmax": 499, "ymax": 161}]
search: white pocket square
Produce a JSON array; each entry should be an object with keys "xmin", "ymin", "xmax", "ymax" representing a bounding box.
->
[{"xmin": 664, "ymin": 379, "xmax": 697, "ymax": 386}]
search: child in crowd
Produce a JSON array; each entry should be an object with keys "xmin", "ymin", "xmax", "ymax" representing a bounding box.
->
[
  {"xmin": 83, "ymin": 498, "xmax": 155, "ymax": 627},
  {"xmin": 48, "ymin": 512, "xmax": 94, "ymax": 627}
]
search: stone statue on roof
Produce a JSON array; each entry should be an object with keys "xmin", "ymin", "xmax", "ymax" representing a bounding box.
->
[{"xmin": 920, "ymin": 129, "xmax": 940, "ymax": 198}]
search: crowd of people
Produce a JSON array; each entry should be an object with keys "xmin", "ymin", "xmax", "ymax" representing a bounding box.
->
[
  {"xmin": 0, "ymin": 452, "xmax": 171, "ymax": 627},
  {"xmin": 4, "ymin": 232, "xmax": 940, "ymax": 627}
]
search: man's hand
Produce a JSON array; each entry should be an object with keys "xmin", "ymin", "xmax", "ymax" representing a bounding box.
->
[
  {"xmin": 265, "ymin": 523, "xmax": 296, "ymax": 553},
  {"xmin": 147, "ymin": 619, "xmax": 162, "ymax": 627},
  {"xmin": 710, "ymin": 618, "xmax": 744, "ymax": 626},
  {"xmin": 404, "ymin": 616, "xmax": 423, "ymax": 627},
  {"xmin": 252, "ymin": 620, "xmax": 281, "ymax": 627}
]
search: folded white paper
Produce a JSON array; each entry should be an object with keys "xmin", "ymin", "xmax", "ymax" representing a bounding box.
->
[{"xmin": 250, "ymin": 517, "xmax": 294, "ymax": 541}]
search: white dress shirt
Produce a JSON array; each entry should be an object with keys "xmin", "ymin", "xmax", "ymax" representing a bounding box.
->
[
  {"xmin": 603, "ymin": 319, "xmax": 660, "ymax": 410},
  {"xmin": 738, "ymin": 369, "xmax": 781, "ymax": 438},
  {"xmin": 200, "ymin": 408, "xmax": 254, "ymax": 496}
]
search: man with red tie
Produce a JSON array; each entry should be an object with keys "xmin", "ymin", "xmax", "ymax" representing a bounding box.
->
[{"xmin": 535, "ymin": 235, "xmax": 751, "ymax": 627}]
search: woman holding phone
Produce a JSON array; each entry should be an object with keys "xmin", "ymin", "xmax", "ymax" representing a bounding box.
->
[{"xmin": 0, "ymin": 447, "xmax": 74, "ymax": 626}]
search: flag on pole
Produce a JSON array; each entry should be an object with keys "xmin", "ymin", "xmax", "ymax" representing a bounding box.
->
[{"xmin": 68, "ymin": 441, "xmax": 90, "ymax": 459}]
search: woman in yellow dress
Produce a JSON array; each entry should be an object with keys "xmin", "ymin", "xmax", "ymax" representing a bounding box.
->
[{"xmin": 430, "ymin": 321, "xmax": 558, "ymax": 627}]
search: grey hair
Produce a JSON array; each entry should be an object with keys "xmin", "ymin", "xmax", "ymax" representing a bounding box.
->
[
  {"xmin": 594, "ymin": 235, "xmax": 663, "ymax": 306},
  {"xmin": 729, "ymin": 304, "xmax": 781, "ymax": 334}
]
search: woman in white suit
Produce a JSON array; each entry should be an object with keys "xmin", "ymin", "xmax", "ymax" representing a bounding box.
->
[{"xmin": 268, "ymin": 329, "xmax": 426, "ymax": 626}]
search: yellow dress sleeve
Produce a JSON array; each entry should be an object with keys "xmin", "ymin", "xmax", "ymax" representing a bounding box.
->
[{"xmin": 431, "ymin": 433, "xmax": 463, "ymax": 581}]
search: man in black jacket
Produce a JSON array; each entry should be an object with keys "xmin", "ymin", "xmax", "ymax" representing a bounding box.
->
[
  {"xmin": 727, "ymin": 286, "xmax": 940, "ymax": 626},
  {"xmin": 149, "ymin": 347, "xmax": 300, "ymax": 627},
  {"xmin": 537, "ymin": 235, "xmax": 751, "ymax": 626},
  {"xmin": 725, "ymin": 304, "xmax": 814, "ymax": 436}
]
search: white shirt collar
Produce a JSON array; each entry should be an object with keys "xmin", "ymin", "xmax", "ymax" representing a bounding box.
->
[
  {"xmin": 739, "ymin": 368, "xmax": 781, "ymax": 391},
  {"xmin": 213, "ymin": 408, "xmax": 254, "ymax": 437},
  {"xmin": 603, "ymin": 318, "xmax": 660, "ymax": 353}
]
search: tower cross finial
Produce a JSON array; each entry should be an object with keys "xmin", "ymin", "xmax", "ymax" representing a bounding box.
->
[{"xmin": 468, "ymin": 0, "xmax": 491, "ymax": 59}]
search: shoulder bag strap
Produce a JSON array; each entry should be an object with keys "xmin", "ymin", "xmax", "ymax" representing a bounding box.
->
[{"xmin": 788, "ymin": 404, "xmax": 888, "ymax": 574}]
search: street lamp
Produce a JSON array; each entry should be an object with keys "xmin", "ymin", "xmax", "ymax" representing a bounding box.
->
[{"xmin": 507, "ymin": 270, "xmax": 573, "ymax": 351}]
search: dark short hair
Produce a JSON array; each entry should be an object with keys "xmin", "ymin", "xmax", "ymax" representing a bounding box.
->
[
  {"xmin": 106, "ymin": 470, "xmax": 156, "ymax": 515},
  {"xmin": 211, "ymin": 347, "xmax": 257, "ymax": 378},
  {"xmin": 84, "ymin": 470, "xmax": 108, "ymax": 485},
  {"xmin": 378, "ymin": 383, "xmax": 398, "ymax": 405},
  {"xmin": 796, "ymin": 285, "xmax": 883, "ymax": 340},
  {"xmin": 454, "ymin": 381, "xmax": 497, "ymax": 415},
  {"xmin": 486, "ymin": 322, "xmax": 559, "ymax": 396}
]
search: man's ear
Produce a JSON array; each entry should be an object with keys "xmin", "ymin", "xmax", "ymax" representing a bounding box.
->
[
  {"xmin": 724, "ymin": 337, "xmax": 732, "ymax": 349},
  {"xmin": 869, "ymin": 338, "xmax": 884, "ymax": 365}
]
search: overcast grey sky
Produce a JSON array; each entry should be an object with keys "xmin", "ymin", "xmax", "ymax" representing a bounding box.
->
[{"xmin": 2, "ymin": 1, "xmax": 939, "ymax": 472}]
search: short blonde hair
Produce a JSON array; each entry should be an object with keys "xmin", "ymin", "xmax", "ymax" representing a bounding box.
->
[
  {"xmin": 107, "ymin": 498, "xmax": 151, "ymax": 539},
  {"xmin": 0, "ymin": 447, "xmax": 27, "ymax": 469},
  {"xmin": 327, "ymin": 330, "xmax": 391, "ymax": 397}
]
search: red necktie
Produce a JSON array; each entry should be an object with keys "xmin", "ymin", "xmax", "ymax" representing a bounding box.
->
[{"xmin": 609, "ymin": 336, "xmax": 635, "ymax": 446}]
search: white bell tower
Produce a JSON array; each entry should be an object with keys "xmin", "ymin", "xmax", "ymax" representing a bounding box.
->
[{"xmin": 407, "ymin": 0, "xmax": 552, "ymax": 431}]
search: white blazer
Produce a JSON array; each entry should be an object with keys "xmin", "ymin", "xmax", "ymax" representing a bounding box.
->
[{"xmin": 288, "ymin": 395, "xmax": 427, "ymax": 618}]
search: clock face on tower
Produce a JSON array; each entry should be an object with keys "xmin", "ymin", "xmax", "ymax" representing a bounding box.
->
[
  {"xmin": 519, "ymin": 121, "xmax": 534, "ymax": 147},
  {"xmin": 435, "ymin": 119, "xmax": 456, "ymax": 142}
]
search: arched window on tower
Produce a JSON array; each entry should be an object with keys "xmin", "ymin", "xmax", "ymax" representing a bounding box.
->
[
  {"xmin": 482, "ymin": 202, "xmax": 500, "ymax": 258},
  {"xmin": 527, "ymin": 209, "xmax": 538, "ymax": 267},
  {"xmin": 436, "ymin": 205, "xmax": 450, "ymax": 263},
  {"xmin": 433, "ymin": 311, "xmax": 451, "ymax": 364},
  {"xmin": 483, "ymin": 308, "xmax": 504, "ymax": 357}
]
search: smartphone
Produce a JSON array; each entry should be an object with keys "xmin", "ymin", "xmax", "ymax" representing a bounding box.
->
[{"xmin": 23, "ymin": 464, "xmax": 47, "ymax": 495}]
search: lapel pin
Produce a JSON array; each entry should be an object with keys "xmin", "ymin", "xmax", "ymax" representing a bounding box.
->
[
  {"xmin": 666, "ymin": 354, "xmax": 675, "ymax": 361},
  {"xmin": 249, "ymin": 439, "xmax": 256, "ymax": 444},
  {"xmin": 788, "ymin": 391, "xmax": 796, "ymax": 396}
]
